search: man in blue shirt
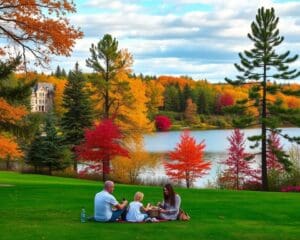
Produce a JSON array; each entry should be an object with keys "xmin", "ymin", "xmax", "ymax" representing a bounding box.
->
[{"xmin": 94, "ymin": 180, "xmax": 128, "ymax": 222}]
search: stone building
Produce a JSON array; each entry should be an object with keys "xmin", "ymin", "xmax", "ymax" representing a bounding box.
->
[{"xmin": 31, "ymin": 83, "xmax": 54, "ymax": 112}]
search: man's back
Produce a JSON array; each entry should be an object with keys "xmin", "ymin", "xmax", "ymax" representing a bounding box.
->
[{"xmin": 94, "ymin": 190, "xmax": 118, "ymax": 222}]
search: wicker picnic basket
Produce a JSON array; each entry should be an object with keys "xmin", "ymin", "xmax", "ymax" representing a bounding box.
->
[{"xmin": 147, "ymin": 207, "xmax": 160, "ymax": 218}]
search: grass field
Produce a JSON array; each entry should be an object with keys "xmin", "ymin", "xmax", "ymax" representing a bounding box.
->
[{"xmin": 0, "ymin": 171, "xmax": 299, "ymax": 240}]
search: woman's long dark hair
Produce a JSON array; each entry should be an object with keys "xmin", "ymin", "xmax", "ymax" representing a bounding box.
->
[{"xmin": 163, "ymin": 183, "xmax": 176, "ymax": 207}]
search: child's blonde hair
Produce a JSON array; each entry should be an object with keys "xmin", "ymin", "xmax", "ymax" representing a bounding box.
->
[{"xmin": 134, "ymin": 191, "xmax": 144, "ymax": 201}]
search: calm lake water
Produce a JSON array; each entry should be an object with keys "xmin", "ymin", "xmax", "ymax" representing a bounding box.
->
[{"xmin": 140, "ymin": 128, "xmax": 300, "ymax": 188}]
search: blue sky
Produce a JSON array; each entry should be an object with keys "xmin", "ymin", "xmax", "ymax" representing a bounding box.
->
[{"xmin": 49, "ymin": 0, "xmax": 300, "ymax": 82}]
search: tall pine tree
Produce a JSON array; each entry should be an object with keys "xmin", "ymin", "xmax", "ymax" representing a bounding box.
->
[
  {"xmin": 61, "ymin": 63, "xmax": 93, "ymax": 172},
  {"xmin": 225, "ymin": 7, "xmax": 300, "ymax": 190},
  {"xmin": 86, "ymin": 34, "xmax": 130, "ymax": 119}
]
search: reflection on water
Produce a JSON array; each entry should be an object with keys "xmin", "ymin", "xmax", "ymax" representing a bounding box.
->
[
  {"xmin": 138, "ymin": 152, "xmax": 226, "ymax": 188},
  {"xmin": 140, "ymin": 128, "xmax": 300, "ymax": 188}
]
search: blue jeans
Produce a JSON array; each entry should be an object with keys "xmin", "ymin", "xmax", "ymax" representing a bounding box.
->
[{"xmin": 109, "ymin": 209, "xmax": 126, "ymax": 222}]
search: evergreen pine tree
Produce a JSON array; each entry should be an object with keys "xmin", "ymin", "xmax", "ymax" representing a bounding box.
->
[
  {"xmin": 61, "ymin": 68, "xmax": 67, "ymax": 78},
  {"xmin": 55, "ymin": 65, "xmax": 62, "ymax": 78},
  {"xmin": 27, "ymin": 112, "xmax": 71, "ymax": 175},
  {"xmin": 86, "ymin": 34, "xmax": 129, "ymax": 119},
  {"xmin": 164, "ymin": 85, "xmax": 180, "ymax": 112},
  {"xmin": 61, "ymin": 63, "xmax": 93, "ymax": 172},
  {"xmin": 225, "ymin": 7, "xmax": 300, "ymax": 190}
]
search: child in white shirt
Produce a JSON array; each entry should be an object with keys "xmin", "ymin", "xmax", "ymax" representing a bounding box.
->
[{"xmin": 126, "ymin": 192, "xmax": 151, "ymax": 222}]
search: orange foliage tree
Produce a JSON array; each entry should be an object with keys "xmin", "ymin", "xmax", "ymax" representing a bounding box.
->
[
  {"xmin": 164, "ymin": 131, "xmax": 211, "ymax": 188},
  {"xmin": 0, "ymin": 135, "xmax": 23, "ymax": 169},
  {"xmin": 0, "ymin": 57, "xmax": 28, "ymax": 167},
  {"xmin": 0, "ymin": 98, "xmax": 27, "ymax": 124},
  {"xmin": 0, "ymin": 0, "xmax": 83, "ymax": 66}
]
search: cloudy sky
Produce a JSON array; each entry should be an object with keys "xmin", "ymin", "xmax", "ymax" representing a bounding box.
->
[{"xmin": 51, "ymin": 0, "xmax": 300, "ymax": 82}]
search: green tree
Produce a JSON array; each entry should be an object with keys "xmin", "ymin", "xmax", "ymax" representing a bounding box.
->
[
  {"xmin": 86, "ymin": 34, "xmax": 130, "ymax": 119},
  {"xmin": 61, "ymin": 69, "xmax": 67, "ymax": 78},
  {"xmin": 164, "ymin": 85, "xmax": 180, "ymax": 112},
  {"xmin": 61, "ymin": 63, "xmax": 93, "ymax": 172},
  {"xmin": 182, "ymin": 84, "xmax": 193, "ymax": 111},
  {"xmin": 225, "ymin": 7, "xmax": 300, "ymax": 191},
  {"xmin": 55, "ymin": 65, "xmax": 62, "ymax": 78},
  {"xmin": 27, "ymin": 112, "xmax": 71, "ymax": 175}
]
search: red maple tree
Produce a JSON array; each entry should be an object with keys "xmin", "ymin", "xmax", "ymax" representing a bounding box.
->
[
  {"xmin": 216, "ymin": 93, "xmax": 234, "ymax": 113},
  {"xmin": 76, "ymin": 119, "xmax": 129, "ymax": 181},
  {"xmin": 220, "ymin": 129, "xmax": 258, "ymax": 190},
  {"xmin": 155, "ymin": 115, "xmax": 172, "ymax": 131},
  {"xmin": 267, "ymin": 132, "xmax": 284, "ymax": 172},
  {"xmin": 164, "ymin": 131, "xmax": 211, "ymax": 188}
]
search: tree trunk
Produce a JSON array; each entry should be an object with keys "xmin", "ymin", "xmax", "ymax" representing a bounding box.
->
[
  {"xmin": 102, "ymin": 157, "xmax": 110, "ymax": 182},
  {"xmin": 71, "ymin": 146, "xmax": 77, "ymax": 173},
  {"xmin": 73, "ymin": 157, "xmax": 77, "ymax": 173},
  {"xmin": 6, "ymin": 156, "xmax": 10, "ymax": 170},
  {"xmin": 104, "ymin": 58, "xmax": 110, "ymax": 119},
  {"xmin": 261, "ymin": 63, "xmax": 269, "ymax": 191},
  {"xmin": 186, "ymin": 171, "xmax": 190, "ymax": 188},
  {"xmin": 48, "ymin": 164, "xmax": 52, "ymax": 175}
]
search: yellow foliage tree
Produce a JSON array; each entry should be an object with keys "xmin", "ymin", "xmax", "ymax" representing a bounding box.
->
[
  {"xmin": 145, "ymin": 80, "xmax": 165, "ymax": 118},
  {"xmin": 115, "ymin": 76, "xmax": 154, "ymax": 141},
  {"xmin": 111, "ymin": 141, "xmax": 158, "ymax": 184}
]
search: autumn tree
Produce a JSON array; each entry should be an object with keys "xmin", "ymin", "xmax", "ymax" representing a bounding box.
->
[
  {"xmin": 220, "ymin": 129, "xmax": 257, "ymax": 190},
  {"xmin": 111, "ymin": 141, "xmax": 157, "ymax": 184},
  {"xmin": 216, "ymin": 93, "xmax": 234, "ymax": 114},
  {"xmin": 76, "ymin": 119, "xmax": 129, "ymax": 181},
  {"xmin": 145, "ymin": 80, "xmax": 165, "ymax": 118},
  {"xmin": 164, "ymin": 131, "xmax": 211, "ymax": 188},
  {"xmin": 0, "ymin": 0, "xmax": 83, "ymax": 66},
  {"xmin": 0, "ymin": 134, "xmax": 23, "ymax": 169},
  {"xmin": 0, "ymin": 56, "xmax": 30, "ymax": 167},
  {"xmin": 225, "ymin": 7, "xmax": 300, "ymax": 190},
  {"xmin": 184, "ymin": 98, "xmax": 198, "ymax": 124},
  {"xmin": 113, "ymin": 75, "xmax": 153, "ymax": 142},
  {"xmin": 267, "ymin": 132, "xmax": 285, "ymax": 172},
  {"xmin": 61, "ymin": 63, "xmax": 93, "ymax": 172}
]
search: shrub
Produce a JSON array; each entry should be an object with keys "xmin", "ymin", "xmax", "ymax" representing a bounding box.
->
[
  {"xmin": 281, "ymin": 186, "xmax": 300, "ymax": 192},
  {"xmin": 155, "ymin": 115, "xmax": 172, "ymax": 131}
]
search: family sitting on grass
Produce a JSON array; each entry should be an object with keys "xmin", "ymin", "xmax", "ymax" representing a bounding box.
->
[{"xmin": 92, "ymin": 181, "xmax": 182, "ymax": 223}]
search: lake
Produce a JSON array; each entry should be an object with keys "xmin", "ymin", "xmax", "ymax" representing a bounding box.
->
[{"xmin": 140, "ymin": 128, "xmax": 300, "ymax": 188}]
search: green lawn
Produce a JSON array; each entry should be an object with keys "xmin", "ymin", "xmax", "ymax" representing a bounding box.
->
[{"xmin": 0, "ymin": 171, "xmax": 299, "ymax": 240}]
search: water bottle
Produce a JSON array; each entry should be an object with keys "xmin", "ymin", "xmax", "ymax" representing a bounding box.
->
[{"xmin": 80, "ymin": 207, "xmax": 86, "ymax": 223}]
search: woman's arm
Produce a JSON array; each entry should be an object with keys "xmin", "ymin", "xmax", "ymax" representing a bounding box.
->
[{"xmin": 162, "ymin": 195, "xmax": 181, "ymax": 215}]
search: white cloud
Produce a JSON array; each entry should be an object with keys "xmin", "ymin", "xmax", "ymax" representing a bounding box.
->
[
  {"xmin": 48, "ymin": 0, "xmax": 300, "ymax": 82},
  {"xmin": 85, "ymin": 0, "xmax": 141, "ymax": 12}
]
